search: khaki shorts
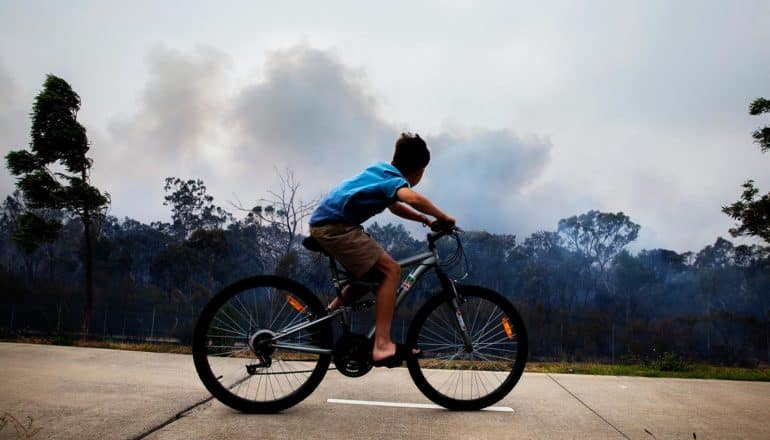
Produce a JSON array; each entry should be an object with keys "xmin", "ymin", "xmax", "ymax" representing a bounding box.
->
[{"xmin": 309, "ymin": 223, "xmax": 384, "ymax": 278}]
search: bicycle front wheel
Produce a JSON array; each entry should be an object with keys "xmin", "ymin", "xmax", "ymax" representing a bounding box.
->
[
  {"xmin": 192, "ymin": 276, "xmax": 332, "ymax": 413},
  {"xmin": 406, "ymin": 285, "xmax": 528, "ymax": 410}
]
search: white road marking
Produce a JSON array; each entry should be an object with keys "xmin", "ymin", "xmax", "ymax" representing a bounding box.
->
[{"xmin": 327, "ymin": 398, "xmax": 515, "ymax": 413}]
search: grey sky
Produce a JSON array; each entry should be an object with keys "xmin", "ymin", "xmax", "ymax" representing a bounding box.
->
[{"xmin": 1, "ymin": 1, "xmax": 768, "ymax": 252}]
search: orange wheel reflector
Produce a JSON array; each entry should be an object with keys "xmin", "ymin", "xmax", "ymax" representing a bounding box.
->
[
  {"xmin": 501, "ymin": 317, "xmax": 514, "ymax": 340},
  {"xmin": 286, "ymin": 294, "xmax": 306, "ymax": 313}
]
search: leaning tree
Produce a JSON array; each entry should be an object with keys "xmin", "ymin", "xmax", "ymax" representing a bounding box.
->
[{"xmin": 5, "ymin": 74, "xmax": 110, "ymax": 336}]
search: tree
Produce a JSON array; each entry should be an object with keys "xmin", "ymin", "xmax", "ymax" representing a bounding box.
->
[
  {"xmin": 749, "ymin": 97, "xmax": 770, "ymax": 153},
  {"xmin": 612, "ymin": 250, "xmax": 655, "ymax": 325},
  {"xmin": 5, "ymin": 75, "xmax": 110, "ymax": 336},
  {"xmin": 234, "ymin": 169, "xmax": 317, "ymax": 275},
  {"xmin": 367, "ymin": 222, "xmax": 421, "ymax": 259},
  {"xmin": 0, "ymin": 191, "xmax": 58, "ymax": 280},
  {"xmin": 150, "ymin": 229, "xmax": 228, "ymax": 296},
  {"xmin": 723, "ymin": 97, "xmax": 770, "ymax": 243},
  {"xmin": 558, "ymin": 210, "xmax": 640, "ymax": 291},
  {"xmin": 460, "ymin": 231, "xmax": 516, "ymax": 292},
  {"xmin": 251, "ymin": 169, "xmax": 317, "ymax": 256},
  {"xmin": 163, "ymin": 177, "xmax": 230, "ymax": 241},
  {"xmin": 12, "ymin": 208, "xmax": 61, "ymax": 280}
]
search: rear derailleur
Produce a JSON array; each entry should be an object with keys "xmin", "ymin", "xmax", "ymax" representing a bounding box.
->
[{"xmin": 246, "ymin": 355, "xmax": 272, "ymax": 374}]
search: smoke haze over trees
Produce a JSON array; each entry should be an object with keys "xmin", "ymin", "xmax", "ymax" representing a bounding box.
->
[{"xmin": 1, "ymin": 180, "xmax": 768, "ymax": 365}]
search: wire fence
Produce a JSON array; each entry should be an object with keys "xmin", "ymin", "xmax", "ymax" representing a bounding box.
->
[
  {"xmin": 0, "ymin": 302, "xmax": 415, "ymax": 347},
  {"xmin": 1, "ymin": 301, "xmax": 767, "ymax": 366},
  {"xmin": 0, "ymin": 303, "xmax": 193, "ymax": 344}
]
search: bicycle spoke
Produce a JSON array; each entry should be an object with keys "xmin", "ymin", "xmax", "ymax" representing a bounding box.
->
[
  {"xmin": 196, "ymin": 282, "xmax": 330, "ymax": 409},
  {"xmin": 468, "ymin": 308, "xmax": 504, "ymax": 344},
  {"xmin": 412, "ymin": 290, "xmax": 525, "ymax": 407},
  {"xmin": 218, "ymin": 309, "xmax": 248, "ymax": 335},
  {"xmin": 211, "ymin": 316, "xmax": 246, "ymax": 336},
  {"xmin": 207, "ymin": 325, "xmax": 248, "ymax": 339},
  {"xmin": 210, "ymin": 347, "xmax": 249, "ymax": 357},
  {"xmin": 233, "ymin": 294, "xmax": 257, "ymax": 330}
]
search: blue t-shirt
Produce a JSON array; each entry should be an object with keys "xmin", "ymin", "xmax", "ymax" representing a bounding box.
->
[{"xmin": 309, "ymin": 162, "xmax": 410, "ymax": 226}]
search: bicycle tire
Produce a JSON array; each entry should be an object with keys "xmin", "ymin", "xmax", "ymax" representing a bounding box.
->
[
  {"xmin": 192, "ymin": 275, "xmax": 332, "ymax": 413},
  {"xmin": 406, "ymin": 284, "xmax": 528, "ymax": 410}
]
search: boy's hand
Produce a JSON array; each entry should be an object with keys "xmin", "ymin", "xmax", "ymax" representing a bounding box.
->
[{"xmin": 430, "ymin": 215, "xmax": 456, "ymax": 232}]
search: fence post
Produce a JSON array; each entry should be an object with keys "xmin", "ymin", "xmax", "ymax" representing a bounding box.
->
[
  {"xmin": 56, "ymin": 303, "xmax": 62, "ymax": 334},
  {"xmin": 150, "ymin": 306, "xmax": 156, "ymax": 339},
  {"xmin": 102, "ymin": 304, "xmax": 108, "ymax": 340},
  {"xmin": 9, "ymin": 305, "xmax": 14, "ymax": 331},
  {"xmin": 611, "ymin": 323, "xmax": 615, "ymax": 364}
]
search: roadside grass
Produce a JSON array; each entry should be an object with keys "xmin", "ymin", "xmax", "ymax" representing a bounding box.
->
[
  {"xmin": 0, "ymin": 336, "xmax": 191, "ymax": 354},
  {"xmin": 526, "ymin": 361, "xmax": 770, "ymax": 382},
  {"xmin": 2, "ymin": 336, "xmax": 768, "ymax": 381},
  {"xmin": 75, "ymin": 340, "xmax": 192, "ymax": 354}
]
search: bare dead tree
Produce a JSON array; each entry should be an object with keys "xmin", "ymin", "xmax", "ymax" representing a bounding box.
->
[
  {"xmin": 231, "ymin": 168, "xmax": 319, "ymax": 273},
  {"xmin": 258, "ymin": 169, "xmax": 318, "ymax": 256}
]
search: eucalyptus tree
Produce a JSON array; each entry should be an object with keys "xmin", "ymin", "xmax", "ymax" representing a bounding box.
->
[
  {"xmin": 5, "ymin": 75, "xmax": 109, "ymax": 335},
  {"xmin": 366, "ymin": 222, "xmax": 422, "ymax": 260},
  {"xmin": 723, "ymin": 97, "xmax": 770, "ymax": 243},
  {"xmin": 163, "ymin": 177, "xmax": 230, "ymax": 241},
  {"xmin": 558, "ymin": 210, "xmax": 640, "ymax": 293}
]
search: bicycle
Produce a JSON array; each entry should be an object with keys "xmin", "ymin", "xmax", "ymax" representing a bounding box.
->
[{"xmin": 192, "ymin": 223, "xmax": 528, "ymax": 412}]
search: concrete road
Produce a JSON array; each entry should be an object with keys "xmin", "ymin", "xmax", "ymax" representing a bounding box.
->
[{"xmin": 1, "ymin": 343, "xmax": 769, "ymax": 439}]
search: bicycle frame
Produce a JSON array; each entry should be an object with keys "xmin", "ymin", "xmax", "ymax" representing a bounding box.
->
[{"xmin": 272, "ymin": 234, "xmax": 471, "ymax": 355}]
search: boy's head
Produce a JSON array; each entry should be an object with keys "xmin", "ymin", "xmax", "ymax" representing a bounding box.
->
[{"xmin": 392, "ymin": 132, "xmax": 430, "ymax": 186}]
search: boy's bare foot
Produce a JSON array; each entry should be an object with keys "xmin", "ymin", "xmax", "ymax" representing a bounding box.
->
[
  {"xmin": 372, "ymin": 340, "xmax": 396, "ymax": 362},
  {"xmin": 372, "ymin": 340, "xmax": 420, "ymax": 363}
]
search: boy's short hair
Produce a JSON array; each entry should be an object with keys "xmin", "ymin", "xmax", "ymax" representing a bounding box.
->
[{"xmin": 392, "ymin": 132, "xmax": 430, "ymax": 175}]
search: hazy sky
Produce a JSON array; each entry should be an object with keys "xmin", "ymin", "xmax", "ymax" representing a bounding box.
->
[{"xmin": 1, "ymin": 1, "xmax": 768, "ymax": 252}]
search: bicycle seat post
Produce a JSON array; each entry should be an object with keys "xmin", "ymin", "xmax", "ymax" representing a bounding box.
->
[{"xmin": 327, "ymin": 256, "xmax": 343, "ymax": 297}]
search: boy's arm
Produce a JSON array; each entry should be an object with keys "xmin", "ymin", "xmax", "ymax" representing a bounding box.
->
[
  {"xmin": 388, "ymin": 202, "xmax": 431, "ymax": 225},
  {"xmin": 394, "ymin": 187, "xmax": 455, "ymax": 225}
]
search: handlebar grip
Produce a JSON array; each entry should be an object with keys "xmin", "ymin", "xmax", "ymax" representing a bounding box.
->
[{"xmin": 430, "ymin": 219, "xmax": 457, "ymax": 233}]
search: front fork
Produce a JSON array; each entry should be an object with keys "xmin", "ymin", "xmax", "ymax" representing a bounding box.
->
[{"xmin": 437, "ymin": 271, "xmax": 473, "ymax": 352}]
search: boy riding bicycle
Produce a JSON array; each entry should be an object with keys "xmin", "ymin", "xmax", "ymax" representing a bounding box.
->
[{"xmin": 308, "ymin": 133, "xmax": 455, "ymax": 368}]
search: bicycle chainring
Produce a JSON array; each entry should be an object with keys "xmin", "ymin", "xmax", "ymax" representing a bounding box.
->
[{"xmin": 332, "ymin": 333, "xmax": 373, "ymax": 378}]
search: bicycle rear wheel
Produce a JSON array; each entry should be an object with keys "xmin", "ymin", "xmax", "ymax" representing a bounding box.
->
[
  {"xmin": 192, "ymin": 276, "xmax": 332, "ymax": 413},
  {"xmin": 406, "ymin": 285, "xmax": 527, "ymax": 410}
]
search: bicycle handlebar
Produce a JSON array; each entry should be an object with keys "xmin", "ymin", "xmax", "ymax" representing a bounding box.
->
[
  {"xmin": 427, "ymin": 221, "xmax": 462, "ymax": 245},
  {"xmin": 430, "ymin": 219, "xmax": 464, "ymax": 233},
  {"xmin": 426, "ymin": 221, "xmax": 469, "ymax": 279}
]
